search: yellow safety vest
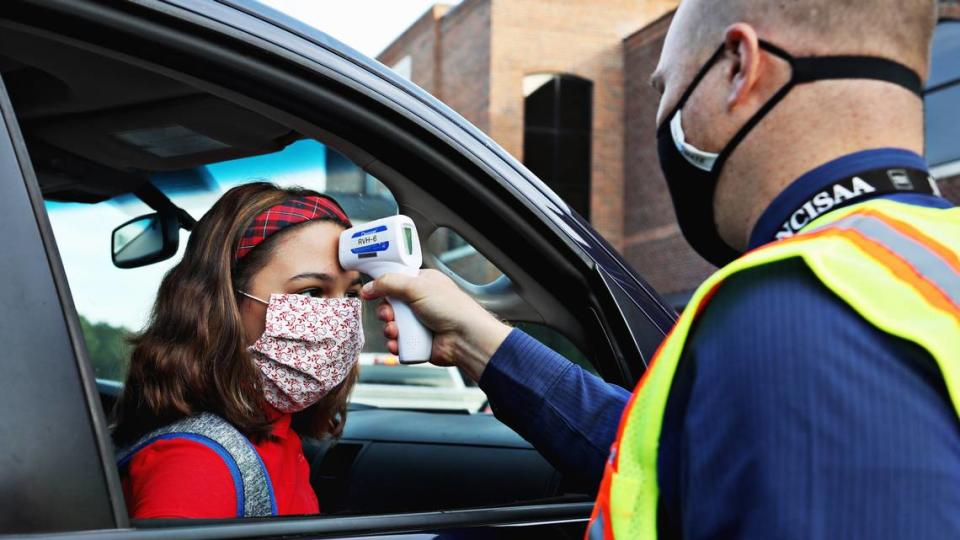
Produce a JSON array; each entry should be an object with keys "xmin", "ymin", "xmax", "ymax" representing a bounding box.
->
[{"xmin": 586, "ymin": 199, "xmax": 960, "ymax": 539}]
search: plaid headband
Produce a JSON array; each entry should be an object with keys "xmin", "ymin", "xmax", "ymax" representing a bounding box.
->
[{"xmin": 235, "ymin": 195, "xmax": 351, "ymax": 260}]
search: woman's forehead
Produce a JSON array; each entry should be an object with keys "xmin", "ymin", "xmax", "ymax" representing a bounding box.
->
[{"xmin": 268, "ymin": 221, "xmax": 347, "ymax": 277}]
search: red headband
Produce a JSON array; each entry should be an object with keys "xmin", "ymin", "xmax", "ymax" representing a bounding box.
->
[{"xmin": 235, "ymin": 195, "xmax": 351, "ymax": 260}]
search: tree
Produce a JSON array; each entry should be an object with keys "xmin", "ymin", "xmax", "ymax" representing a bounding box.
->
[{"xmin": 78, "ymin": 315, "xmax": 132, "ymax": 382}]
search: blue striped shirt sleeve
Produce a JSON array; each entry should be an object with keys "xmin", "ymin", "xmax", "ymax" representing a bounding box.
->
[{"xmin": 478, "ymin": 329, "xmax": 630, "ymax": 491}]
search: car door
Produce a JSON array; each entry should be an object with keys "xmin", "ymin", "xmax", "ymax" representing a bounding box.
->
[
  {"xmin": 0, "ymin": 0, "xmax": 674, "ymax": 538},
  {"xmin": 0, "ymin": 74, "xmax": 122, "ymax": 534}
]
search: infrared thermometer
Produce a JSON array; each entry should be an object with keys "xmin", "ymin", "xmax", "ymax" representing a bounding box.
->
[{"xmin": 339, "ymin": 215, "xmax": 433, "ymax": 364}]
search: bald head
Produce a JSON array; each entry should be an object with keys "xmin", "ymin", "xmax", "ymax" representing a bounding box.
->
[
  {"xmin": 649, "ymin": 0, "xmax": 937, "ymax": 255},
  {"xmin": 678, "ymin": 0, "xmax": 938, "ymax": 77}
]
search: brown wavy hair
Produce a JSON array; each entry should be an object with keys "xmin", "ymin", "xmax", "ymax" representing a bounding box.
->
[{"xmin": 113, "ymin": 182, "xmax": 359, "ymax": 446}]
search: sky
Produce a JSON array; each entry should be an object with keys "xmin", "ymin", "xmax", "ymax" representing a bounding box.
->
[{"xmin": 257, "ymin": 0, "xmax": 461, "ymax": 59}]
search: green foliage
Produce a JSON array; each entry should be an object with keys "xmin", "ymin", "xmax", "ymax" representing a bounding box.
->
[{"xmin": 78, "ymin": 315, "xmax": 132, "ymax": 382}]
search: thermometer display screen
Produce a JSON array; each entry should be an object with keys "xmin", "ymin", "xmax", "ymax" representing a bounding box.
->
[{"xmin": 403, "ymin": 226, "xmax": 413, "ymax": 255}]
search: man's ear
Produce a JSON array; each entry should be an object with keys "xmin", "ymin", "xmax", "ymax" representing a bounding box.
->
[{"xmin": 723, "ymin": 23, "xmax": 762, "ymax": 110}]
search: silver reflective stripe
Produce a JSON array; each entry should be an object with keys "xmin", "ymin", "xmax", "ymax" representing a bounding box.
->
[
  {"xmin": 810, "ymin": 213, "xmax": 960, "ymax": 307},
  {"xmin": 117, "ymin": 412, "xmax": 276, "ymax": 517},
  {"xmin": 588, "ymin": 513, "xmax": 608, "ymax": 540}
]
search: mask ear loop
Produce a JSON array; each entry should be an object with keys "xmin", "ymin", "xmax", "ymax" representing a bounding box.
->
[
  {"xmin": 662, "ymin": 41, "xmax": 800, "ymax": 264},
  {"xmin": 238, "ymin": 290, "xmax": 270, "ymax": 306},
  {"xmin": 791, "ymin": 55, "xmax": 923, "ymax": 96},
  {"xmin": 713, "ymin": 40, "xmax": 925, "ymax": 174},
  {"xmin": 709, "ymin": 41, "xmax": 798, "ymax": 176},
  {"xmin": 704, "ymin": 40, "xmax": 925, "ymax": 258},
  {"xmin": 658, "ymin": 44, "xmax": 728, "ymax": 135}
]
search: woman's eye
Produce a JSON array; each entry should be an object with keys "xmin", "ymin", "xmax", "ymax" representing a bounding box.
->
[
  {"xmin": 298, "ymin": 288, "xmax": 324, "ymax": 298},
  {"xmin": 346, "ymin": 289, "xmax": 361, "ymax": 299}
]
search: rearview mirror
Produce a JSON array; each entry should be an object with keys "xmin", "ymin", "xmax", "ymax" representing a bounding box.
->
[{"xmin": 112, "ymin": 211, "xmax": 180, "ymax": 268}]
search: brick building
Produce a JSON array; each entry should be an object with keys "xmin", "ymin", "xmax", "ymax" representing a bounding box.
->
[{"xmin": 380, "ymin": 1, "xmax": 960, "ymax": 304}]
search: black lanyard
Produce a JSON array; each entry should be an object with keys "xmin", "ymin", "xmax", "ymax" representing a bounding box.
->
[{"xmin": 775, "ymin": 167, "xmax": 936, "ymax": 240}]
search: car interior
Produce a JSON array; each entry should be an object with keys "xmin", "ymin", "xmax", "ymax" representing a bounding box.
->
[{"xmin": 0, "ymin": 19, "xmax": 601, "ymax": 519}]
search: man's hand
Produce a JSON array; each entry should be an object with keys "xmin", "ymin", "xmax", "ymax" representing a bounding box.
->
[{"xmin": 361, "ymin": 269, "xmax": 511, "ymax": 381}]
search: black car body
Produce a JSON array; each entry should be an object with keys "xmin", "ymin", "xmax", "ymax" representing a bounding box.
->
[{"xmin": 0, "ymin": 1, "xmax": 674, "ymax": 538}]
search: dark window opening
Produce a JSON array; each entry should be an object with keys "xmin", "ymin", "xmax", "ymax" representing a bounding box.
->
[{"xmin": 523, "ymin": 74, "xmax": 593, "ymax": 219}]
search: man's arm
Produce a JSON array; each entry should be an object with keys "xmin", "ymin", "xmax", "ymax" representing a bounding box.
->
[
  {"xmin": 479, "ymin": 329, "xmax": 630, "ymax": 490},
  {"xmin": 662, "ymin": 260, "xmax": 960, "ymax": 539},
  {"xmin": 362, "ymin": 270, "xmax": 630, "ymax": 490}
]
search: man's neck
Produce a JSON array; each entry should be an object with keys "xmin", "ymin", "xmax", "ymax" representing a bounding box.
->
[
  {"xmin": 714, "ymin": 82, "xmax": 924, "ymax": 250},
  {"xmin": 746, "ymin": 148, "xmax": 935, "ymax": 249}
]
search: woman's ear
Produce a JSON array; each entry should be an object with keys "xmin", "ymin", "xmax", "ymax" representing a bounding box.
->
[{"xmin": 723, "ymin": 23, "xmax": 762, "ymax": 110}]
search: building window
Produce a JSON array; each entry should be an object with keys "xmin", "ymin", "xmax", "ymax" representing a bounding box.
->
[
  {"xmin": 926, "ymin": 19, "xmax": 960, "ymax": 179},
  {"xmin": 523, "ymin": 73, "xmax": 593, "ymax": 218}
]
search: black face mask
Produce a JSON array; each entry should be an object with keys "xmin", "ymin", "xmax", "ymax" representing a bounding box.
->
[{"xmin": 656, "ymin": 41, "xmax": 924, "ymax": 267}]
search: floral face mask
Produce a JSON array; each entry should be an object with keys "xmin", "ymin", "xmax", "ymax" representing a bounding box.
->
[{"xmin": 241, "ymin": 292, "xmax": 364, "ymax": 413}]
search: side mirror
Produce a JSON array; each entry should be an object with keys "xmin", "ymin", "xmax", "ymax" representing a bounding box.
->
[{"xmin": 112, "ymin": 211, "xmax": 180, "ymax": 269}]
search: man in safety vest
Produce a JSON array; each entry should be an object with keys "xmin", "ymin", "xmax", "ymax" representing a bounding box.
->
[{"xmin": 363, "ymin": 0, "xmax": 959, "ymax": 537}]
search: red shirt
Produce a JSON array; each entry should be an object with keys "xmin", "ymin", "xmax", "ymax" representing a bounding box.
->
[{"xmin": 121, "ymin": 411, "xmax": 319, "ymax": 519}]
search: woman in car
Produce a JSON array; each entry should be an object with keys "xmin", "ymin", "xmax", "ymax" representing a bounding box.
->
[{"xmin": 112, "ymin": 182, "xmax": 364, "ymax": 519}]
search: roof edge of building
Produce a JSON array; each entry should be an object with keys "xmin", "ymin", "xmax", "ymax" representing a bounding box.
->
[
  {"xmin": 376, "ymin": 3, "xmax": 454, "ymax": 62},
  {"xmin": 623, "ymin": 9, "xmax": 675, "ymax": 46}
]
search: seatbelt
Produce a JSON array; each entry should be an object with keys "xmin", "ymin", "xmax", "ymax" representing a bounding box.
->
[{"xmin": 117, "ymin": 412, "xmax": 278, "ymax": 517}]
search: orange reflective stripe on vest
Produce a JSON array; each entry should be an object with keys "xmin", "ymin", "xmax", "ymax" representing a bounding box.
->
[
  {"xmin": 587, "ymin": 200, "xmax": 960, "ymax": 539},
  {"xmin": 809, "ymin": 210, "xmax": 960, "ymax": 310}
]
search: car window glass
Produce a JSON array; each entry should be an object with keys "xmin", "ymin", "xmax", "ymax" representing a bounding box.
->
[
  {"xmin": 513, "ymin": 322, "xmax": 596, "ymax": 375},
  {"xmin": 423, "ymin": 227, "xmax": 596, "ymax": 376},
  {"xmin": 426, "ymin": 227, "xmax": 504, "ymax": 285}
]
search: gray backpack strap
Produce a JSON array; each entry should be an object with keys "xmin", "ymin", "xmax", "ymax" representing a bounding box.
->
[{"xmin": 117, "ymin": 412, "xmax": 277, "ymax": 517}]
